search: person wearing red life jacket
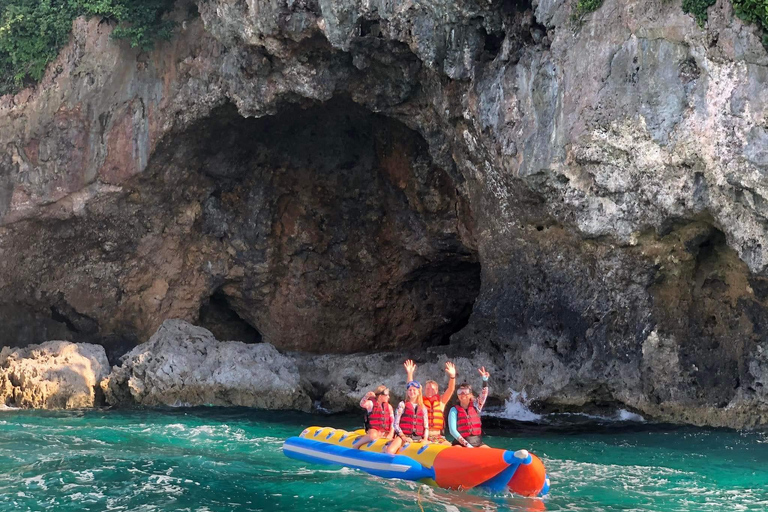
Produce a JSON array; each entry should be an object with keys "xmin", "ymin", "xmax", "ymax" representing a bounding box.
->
[
  {"xmin": 448, "ymin": 367, "xmax": 490, "ymax": 448},
  {"xmin": 394, "ymin": 380, "xmax": 429, "ymax": 443},
  {"xmin": 404, "ymin": 359, "xmax": 456, "ymax": 445},
  {"xmin": 353, "ymin": 385, "xmax": 403, "ymax": 454}
]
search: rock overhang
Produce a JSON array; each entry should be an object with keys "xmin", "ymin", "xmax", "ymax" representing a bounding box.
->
[{"xmin": 0, "ymin": 0, "xmax": 767, "ymax": 426}]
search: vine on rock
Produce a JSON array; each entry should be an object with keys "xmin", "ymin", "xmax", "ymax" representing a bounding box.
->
[{"xmin": 0, "ymin": 0, "xmax": 176, "ymax": 96}]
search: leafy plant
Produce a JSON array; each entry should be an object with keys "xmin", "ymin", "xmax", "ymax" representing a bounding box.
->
[
  {"xmin": 682, "ymin": 0, "xmax": 717, "ymax": 26},
  {"xmin": 732, "ymin": 0, "xmax": 768, "ymax": 34},
  {"xmin": 682, "ymin": 0, "xmax": 768, "ymax": 47},
  {"xmin": 0, "ymin": 0, "xmax": 176, "ymax": 96},
  {"xmin": 79, "ymin": 0, "xmax": 177, "ymax": 51},
  {"xmin": 573, "ymin": 0, "xmax": 604, "ymax": 18},
  {"xmin": 0, "ymin": 0, "xmax": 79, "ymax": 93}
]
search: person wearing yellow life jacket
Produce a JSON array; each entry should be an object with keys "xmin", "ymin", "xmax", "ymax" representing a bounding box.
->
[
  {"xmin": 404, "ymin": 359, "xmax": 456, "ymax": 444},
  {"xmin": 394, "ymin": 380, "xmax": 429, "ymax": 443},
  {"xmin": 448, "ymin": 367, "xmax": 491, "ymax": 448},
  {"xmin": 353, "ymin": 385, "xmax": 403, "ymax": 454}
]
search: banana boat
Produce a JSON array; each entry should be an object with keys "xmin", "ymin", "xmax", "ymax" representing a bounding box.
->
[{"xmin": 282, "ymin": 426, "xmax": 550, "ymax": 496}]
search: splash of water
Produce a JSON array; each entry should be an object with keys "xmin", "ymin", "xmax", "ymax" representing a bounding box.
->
[
  {"xmin": 496, "ymin": 390, "xmax": 542, "ymax": 422},
  {"xmin": 616, "ymin": 409, "xmax": 645, "ymax": 422}
]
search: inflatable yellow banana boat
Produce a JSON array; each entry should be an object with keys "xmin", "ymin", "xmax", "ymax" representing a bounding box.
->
[{"xmin": 282, "ymin": 426, "xmax": 550, "ymax": 496}]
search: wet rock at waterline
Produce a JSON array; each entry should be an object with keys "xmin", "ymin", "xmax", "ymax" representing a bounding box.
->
[
  {"xmin": 0, "ymin": 341, "xmax": 109, "ymax": 408},
  {"xmin": 1, "ymin": 0, "xmax": 768, "ymax": 426},
  {"xmin": 101, "ymin": 320, "xmax": 311, "ymax": 410}
]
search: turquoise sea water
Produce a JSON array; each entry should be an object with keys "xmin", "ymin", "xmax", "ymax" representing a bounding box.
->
[{"xmin": 0, "ymin": 408, "xmax": 766, "ymax": 512}]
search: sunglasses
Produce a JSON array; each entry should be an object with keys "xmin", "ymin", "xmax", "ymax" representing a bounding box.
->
[
  {"xmin": 406, "ymin": 381, "xmax": 421, "ymax": 390},
  {"xmin": 376, "ymin": 391, "xmax": 390, "ymax": 397},
  {"xmin": 457, "ymin": 388, "xmax": 472, "ymax": 396}
]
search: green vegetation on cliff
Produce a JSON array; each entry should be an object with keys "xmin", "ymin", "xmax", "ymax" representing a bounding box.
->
[
  {"xmin": 684, "ymin": 0, "xmax": 768, "ymax": 44},
  {"xmin": 578, "ymin": 0, "xmax": 768, "ymax": 46},
  {"xmin": 732, "ymin": 0, "xmax": 768, "ymax": 43},
  {"xmin": 572, "ymin": 0, "xmax": 604, "ymax": 20},
  {"xmin": 682, "ymin": 0, "xmax": 717, "ymax": 26},
  {"xmin": 0, "ymin": 0, "xmax": 176, "ymax": 96}
]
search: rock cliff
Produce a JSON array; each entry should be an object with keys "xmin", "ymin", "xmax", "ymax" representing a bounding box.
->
[{"xmin": 1, "ymin": 0, "xmax": 768, "ymax": 427}]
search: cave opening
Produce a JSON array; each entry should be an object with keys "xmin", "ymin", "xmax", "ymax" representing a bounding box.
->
[
  {"xmin": 175, "ymin": 96, "xmax": 481, "ymax": 353},
  {"xmin": 199, "ymin": 289, "xmax": 263, "ymax": 344},
  {"xmin": 0, "ymin": 96, "xmax": 480, "ymax": 357}
]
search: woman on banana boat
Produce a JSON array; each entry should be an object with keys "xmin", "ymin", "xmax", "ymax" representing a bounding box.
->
[
  {"xmin": 356, "ymin": 359, "xmax": 491, "ymax": 453},
  {"xmin": 353, "ymin": 385, "xmax": 402, "ymax": 454}
]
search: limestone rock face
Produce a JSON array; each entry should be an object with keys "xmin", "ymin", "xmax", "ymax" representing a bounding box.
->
[
  {"xmin": 295, "ymin": 350, "xmax": 507, "ymax": 412},
  {"xmin": 0, "ymin": 341, "xmax": 109, "ymax": 408},
  {"xmin": 102, "ymin": 320, "xmax": 311, "ymax": 410},
  {"xmin": 2, "ymin": 0, "xmax": 768, "ymax": 426}
]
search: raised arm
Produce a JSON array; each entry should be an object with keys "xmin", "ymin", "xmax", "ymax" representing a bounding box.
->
[
  {"xmin": 440, "ymin": 361, "xmax": 457, "ymax": 405},
  {"xmin": 404, "ymin": 359, "xmax": 416, "ymax": 383},
  {"xmin": 476, "ymin": 367, "xmax": 490, "ymax": 413},
  {"xmin": 360, "ymin": 391, "xmax": 375, "ymax": 412}
]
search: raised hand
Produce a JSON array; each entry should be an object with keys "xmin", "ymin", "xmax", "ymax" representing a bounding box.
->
[
  {"xmin": 404, "ymin": 359, "xmax": 416, "ymax": 382},
  {"xmin": 445, "ymin": 361, "xmax": 456, "ymax": 379},
  {"xmin": 478, "ymin": 367, "xmax": 490, "ymax": 380}
]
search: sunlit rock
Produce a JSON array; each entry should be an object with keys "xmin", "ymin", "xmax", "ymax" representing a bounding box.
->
[{"xmin": 0, "ymin": 341, "xmax": 109, "ymax": 408}]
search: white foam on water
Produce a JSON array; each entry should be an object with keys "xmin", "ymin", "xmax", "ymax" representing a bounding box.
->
[
  {"xmin": 168, "ymin": 401, "xmax": 193, "ymax": 407},
  {"xmin": 22, "ymin": 474, "xmax": 48, "ymax": 490},
  {"xmin": 547, "ymin": 409, "xmax": 646, "ymax": 422},
  {"xmin": 617, "ymin": 409, "xmax": 645, "ymax": 422},
  {"xmin": 291, "ymin": 466, "xmax": 356, "ymax": 476},
  {"xmin": 491, "ymin": 390, "xmax": 542, "ymax": 421},
  {"xmin": 75, "ymin": 470, "xmax": 95, "ymax": 482},
  {"xmin": 313, "ymin": 400, "xmax": 332, "ymax": 414}
]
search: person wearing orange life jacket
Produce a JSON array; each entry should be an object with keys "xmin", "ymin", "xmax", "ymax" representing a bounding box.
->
[
  {"xmin": 394, "ymin": 380, "xmax": 429, "ymax": 443},
  {"xmin": 448, "ymin": 367, "xmax": 490, "ymax": 448},
  {"xmin": 404, "ymin": 359, "xmax": 456, "ymax": 445},
  {"xmin": 353, "ymin": 385, "xmax": 403, "ymax": 455}
]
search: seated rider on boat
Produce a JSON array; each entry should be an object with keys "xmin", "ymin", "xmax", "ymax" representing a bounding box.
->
[
  {"xmin": 394, "ymin": 362, "xmax": 429, "ymax": 444},
  {"xmin": 406, "ymin": 359, "xmax": 456, "ymax": 445},
  {"xmin": 448, "ymin": 367, "xmax": 491, "ymax": 448},
  {"xmin": 354, "ymin": 385, "xmax": 403, "ymax": 454}
]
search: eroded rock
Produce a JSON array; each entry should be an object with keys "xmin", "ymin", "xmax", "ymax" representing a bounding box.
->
[
  {"xmin": 0, "ymin": 341, "xmax": 109, "ymax": 408},
  {"xmin": 102, "ymin": 319, "xmax": 311, "ymax": 410}
]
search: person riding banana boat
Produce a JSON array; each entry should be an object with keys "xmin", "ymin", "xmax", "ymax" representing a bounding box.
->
[
  {"xmin": 283, "ymin": 363, "xmax": 550, "ymax": 496},
  {"xmin": 353, "ymin": 385, "xmax": 402, "ymax": 454},
  {"xmin": 393, "ymin": 378, "xmax": 429, "ymax": 444},
  {"xmin": 404, "ymin": 359, "xmax": 456, "ymax": 445},
  {"xmin": 448, "ymin": 367, "xmax": 491, "ymax": 448}
]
